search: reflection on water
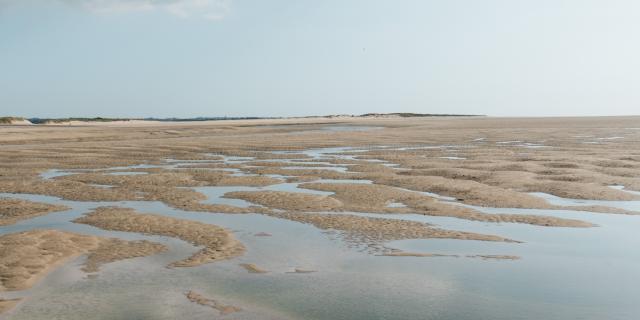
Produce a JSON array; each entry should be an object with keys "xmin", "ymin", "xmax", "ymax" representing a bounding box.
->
[
  {"xmin": 6, "ymin": 147, "xmax": 640, "ymax": 319},
  {"xmin": 2, "ymin": 189, "xmax": 640, "ymax": 320},
  {"xmin": 531, "ymin": 192, "xmax": 640, "ymax": 211}
]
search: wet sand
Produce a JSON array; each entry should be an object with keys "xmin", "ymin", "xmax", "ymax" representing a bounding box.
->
[
  {"xmin": 379, "ymin": 251, "xmax": 521, "ymax": 260},
  {"xmin": 0, "ymin": 198, "xmax": 69, "ymax": 226},
  {"xmin": 81, "ymin": 238, "xmax": 167, "ymax": 273},
  {"xmin": 296, "ymin": 182, "xmax": 596, "ymax": 227},
  {"xmin": 0, "ymin": 299, "xmax": 21, "ymax": 315},
  {"xmin": 185, "ymin": 291, "xmax": 242, "ymax": 316},
  {"xmin": 0, "ymin": 230, "xmax": 164, "ymax": 292},
  {"xmin": 3, "ymin": 116, "xmax": 638, "ymax": 221},
  {"xmin": 269, "ymin": 211, "xmax": 516, "ymax": 244},
  {"xmin": 239, "ymin": 263, "xmax": 268, "ymax": 274},
  {"xmin": 0, "ymin": 229, "xmax": 166, "ymax": 314},
  {"xmin": 226, "ymin": 191, "xmax": 342, "ymax": 211},
  {"xmin": 74, "ymin": 207, "xmax": 245, "ymax": 267}
]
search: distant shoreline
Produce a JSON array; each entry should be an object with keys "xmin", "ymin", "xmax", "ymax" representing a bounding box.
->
[{"xmin": 0, "ymin": 113, "xmax": 485, "ymax": 126}]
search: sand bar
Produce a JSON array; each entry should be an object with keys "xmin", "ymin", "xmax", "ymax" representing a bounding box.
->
[
  {"xmin": 0, "ymin": 197, "xmax": 69, "ymax": 226},
  {"xmin": 74, "ymin": 207, "xmax": 245, "ymax": 267}
]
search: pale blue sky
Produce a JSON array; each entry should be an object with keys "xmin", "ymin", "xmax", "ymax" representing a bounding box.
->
[{"xmin": 1, "ymin": 0, "xmax": 639, "ymax": 118}]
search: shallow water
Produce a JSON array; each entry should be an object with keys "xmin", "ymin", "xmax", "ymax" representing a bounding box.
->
[
  {"xmin": 386, "ymin": 202, "xmax": 407, "ymax": 208},
  {"xmin": 193, "ymin": 181, "xmax": 336, "ymax": 209},
  {"xmin": 39, "ymin": 169, "xmax": 86, "ymax": 180},
  {"xmin": 3, "ymin": 187, "xmax": 640, "ymax": 320},
  {"xmin": 5, "ymin": 147, "xmax": 640, "ymax": 319},
  {"xmin": 530, "ymin": 192, "xmax": 640, "ymax": 211}
]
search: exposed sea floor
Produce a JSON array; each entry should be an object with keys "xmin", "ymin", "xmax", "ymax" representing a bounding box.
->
[{"xmin": 4, "ymin": 147, "xmax": 640, "ymax": 320}]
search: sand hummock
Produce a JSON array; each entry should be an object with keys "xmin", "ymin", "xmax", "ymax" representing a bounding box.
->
[
  {"xmin": 296, "ymin": 182, "xmax": 596, "ymax": 228},
  {"xmin": 269, "ymin": 211, "xmax": 517, "ymax": 244},
  {"xmin": 0, "ymin": 230, "xmax": 166, "ymax": 293},
  {"xmin": 81, "ymin": 238, "xmax": 167, "ymax": 273},
  {"xmin": 239, "ymin": 263, "xmax": 268, "ymax": 273},
  {"xmin": 0, "ymin": 197, "xmax": 69, "ymax": 226},
  {"xmin": 225, "ymin": 190, "xmax": 343, "ymax": 211},
  {"xmin": 73, "ymin": 207, "xmax": 245, "ymax": 267}
]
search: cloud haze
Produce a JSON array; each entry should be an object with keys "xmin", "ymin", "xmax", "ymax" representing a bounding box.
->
[{"xmin": 2, "ymin": 0, "xmax": 232, "ymax": 19}]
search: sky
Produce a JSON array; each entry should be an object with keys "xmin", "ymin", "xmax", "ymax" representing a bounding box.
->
[{"xmin": 1, "ymin": 0, "xmax": 639, "ymax": 118}]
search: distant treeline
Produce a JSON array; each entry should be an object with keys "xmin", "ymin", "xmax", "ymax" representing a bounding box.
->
[
  {"xmin": 28, "ymin": 117, "xmax": 132, "ymax": 124},
  {"xmin": 26, "ymin": 116, "xmax": 280, "ymax": 124}
]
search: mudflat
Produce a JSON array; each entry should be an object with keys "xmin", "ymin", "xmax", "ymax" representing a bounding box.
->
[{"xmin": 1, "ymin": 116, "xmax": 640, "ymax": 317}]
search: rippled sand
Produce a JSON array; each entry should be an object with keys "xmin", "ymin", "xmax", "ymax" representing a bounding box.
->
[
  {"xmin": 0, "ymin": 198, "xmax": 68, "ymax": 226},
  {"xmin": 74, "ymin": 207, "xmax": 245, "ymax": 267}
]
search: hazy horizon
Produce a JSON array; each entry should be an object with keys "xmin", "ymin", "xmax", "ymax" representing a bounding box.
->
[
  {"xmin": 2, "ymin": 1, "xmax": 640, "ymax": 118},
  {"xmin": 4, "ymin": 113, "xmax": 640, "ymax": 120}
]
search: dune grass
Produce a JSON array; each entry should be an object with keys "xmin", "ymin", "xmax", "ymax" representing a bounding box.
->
[{"xmin": 0, "ymin": 117, "xmax": 25, "ymax": 124}]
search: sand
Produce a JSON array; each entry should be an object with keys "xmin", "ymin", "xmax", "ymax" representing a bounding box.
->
[
  {"xmin": 268, "ymin": 211, "xmax": 517, "ymax": 244},
  {"xmin": 295, "ymin": 182, "xmax": 595, "ymax": 227},
  {"xmin": 225, "ymin": 191, "xmax": 343, "ymax": 212},
  {"xmin": 0, "ymin": 178, "xmax": 269, "ymax": 214},
  {"xmin": 239, "ymin": 263, "xmax": 268, "ymax": 273},
  {"xmin": 379, "ymin": 251, "xmax": 520, "ymax": 260},
  {"xmin": 0, "ymin": 299, "xmax": 21, "ymax": 314},
  {"xmin": 81, "ymin": 239, "xmax": 167, "ymax": 273},
  {"xmin": 286, "ymin": 268, "xmax": 317, "ymax": 274},
  {"xmin": 467, "ymin": 255, "xmax": 521, "ymax": 260},
  {"xmin": 59, "ymin": 169, "xmax": 282, "ymax": 188},
  {"xmin": 379, "ymin": 252, "xmax": 458, "ymax": 258},
  {"xmin": 378, "ymin": 248, "xmax": 520, "ymax": 260},
  {"xmin": 73, "ymin": 207, "xmax": 245, "ymax": 267},
  {"xmin": 184, "ymin": 290, "xmax": 242, "ymax": 315},
  {"xmin": 0, "ymin": 229, "xmax": 166, "ymax": 292},
  {"xmin": 0, "ymin": 197, "xmax": 69, "ymax": 226}
]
